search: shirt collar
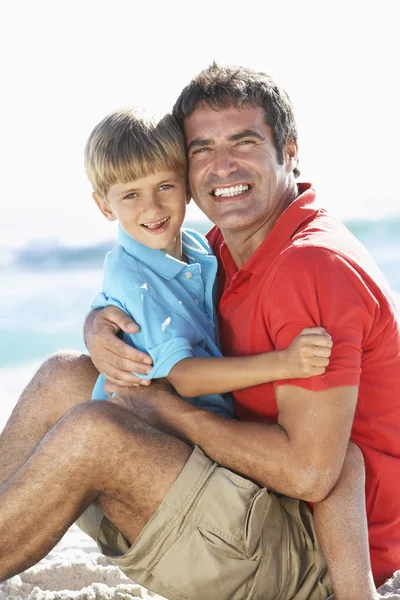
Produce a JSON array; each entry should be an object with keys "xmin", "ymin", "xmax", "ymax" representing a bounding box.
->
[
  {"xmin": 220, "ymin": 183, "xmax": 319, "ymax": 277},
  {"xmin": 117, "ymin": 225, "xmax": 211, "ymax": 280}
]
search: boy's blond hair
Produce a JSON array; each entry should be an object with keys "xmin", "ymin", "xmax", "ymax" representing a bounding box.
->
[{"xmin": 85, "ymin": 108, "xmax": 187, "ymax": 199}]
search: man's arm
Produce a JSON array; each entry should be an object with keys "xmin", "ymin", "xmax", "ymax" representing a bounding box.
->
[
  {"xmin": 108, "ymin": 381, "xmax": 358, "ymax": 502},
  {"xmin": 84, "ymin": 307, "xmax": 152, "ymax": 386}
]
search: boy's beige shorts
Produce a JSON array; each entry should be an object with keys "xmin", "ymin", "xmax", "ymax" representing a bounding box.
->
[{"xmin": 76, "ymin": 446, "xmax": 334, "ymax": 600}]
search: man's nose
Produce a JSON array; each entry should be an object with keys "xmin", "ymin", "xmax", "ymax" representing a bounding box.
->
[{"xmin": 212, "ymin": 147, "xmax": 238, "ymax": 178}]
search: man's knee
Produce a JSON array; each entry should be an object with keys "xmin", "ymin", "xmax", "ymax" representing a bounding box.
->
[
  {"xmin": 39, "ymin": 350, "xmax": 96, "ymax": 386},
  {"xmin": 63, "ymin": 400, "xmax": 149, "ymax": 450},
  {"xmin": 32, "ymin": 350, "xmax": 98, "ymax": 400}
]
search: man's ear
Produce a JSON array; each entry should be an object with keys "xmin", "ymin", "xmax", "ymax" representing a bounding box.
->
[
  {"xmin": 285, "ymin": 139, "xmax": 298, "ymax": 173},
  {"xmin": 93, "ymin": 192, "xmax": 116, "ymax": 221}
]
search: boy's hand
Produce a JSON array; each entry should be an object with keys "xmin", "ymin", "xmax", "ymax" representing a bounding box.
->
[
  {"xmin": 85, "ymin": 306, "xmax": 153, "ymax": 386},
  {"xmin": 280, "ymin": 327, "xmax": 332, "ymax": 379}
]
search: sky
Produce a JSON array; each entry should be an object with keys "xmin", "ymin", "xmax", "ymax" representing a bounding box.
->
[{"xmin": 1, "ymin": 0, "xmax": 399, "ymax": 250}]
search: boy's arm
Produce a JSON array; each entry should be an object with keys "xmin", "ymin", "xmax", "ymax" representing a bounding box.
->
[
  {"xmin": 167, "ymin": 328, "xmax": 332, "ymax": 397},
  {"xmin": 313, "ymin": 442, "xmax": 378, "ymax": 600}
]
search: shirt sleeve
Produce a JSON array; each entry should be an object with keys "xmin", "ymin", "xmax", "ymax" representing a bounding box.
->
[
  {"xmin": 123, "ymin": 290, "xmax": 198, "ymax": 379},
  {"xmin": 91, "ymin": 291, "xmax": 127, "ymax": 313},
  {"xmin": 266, "ymin": 246, "xmax": 376, "ymax": 391},
  {"xmin": 92, "ymin": 288, "xmax": 197, "ymax": 380},
  {"xmin": 91, "ymin": 249, "xmax": 201, "ymax": 380}
]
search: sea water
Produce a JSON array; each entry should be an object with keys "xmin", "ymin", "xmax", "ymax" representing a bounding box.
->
[{"xmin": 1, "ymin": 216, "xmax": 399, "ymax": 431}]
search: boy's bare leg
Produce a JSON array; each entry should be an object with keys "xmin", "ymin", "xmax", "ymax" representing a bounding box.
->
[
  {"xmin": 313, "ymin": 442, "xmax": 378, "ymax": 600},
  {"xmin": 0, "ymin": 399, "xmax": 191, "ymax": 581},
  {"xmin": 0, "ymin": 351, "xmax": 98, "ymax": 486}
]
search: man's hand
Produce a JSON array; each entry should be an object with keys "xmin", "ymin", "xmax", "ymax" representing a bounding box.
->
[
  {"xmin": 84, "ymin": 307, "xmax": 153, "ymax": 386},
  {"xmin": 105, "ymin": 379, "xmax": 195, "ymax": 441}
]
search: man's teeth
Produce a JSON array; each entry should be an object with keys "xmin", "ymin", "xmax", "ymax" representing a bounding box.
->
[
  {"xmin": 143, "ymin": 217, "xmax": 169, "ymax": 229},
  {"xmin": 214, "ymin": 184, "xmax": 249, "ymax": 197}
]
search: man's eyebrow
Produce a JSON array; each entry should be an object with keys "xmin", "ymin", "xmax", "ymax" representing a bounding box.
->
[
  {"xmin": 187, "ymin": 130, "xmax": 265, "ymax": 153},
  {"xmin": 230, "ymin": 129, "xmax": 265, "ymax": 142}
]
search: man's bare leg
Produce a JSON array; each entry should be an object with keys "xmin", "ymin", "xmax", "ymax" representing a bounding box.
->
[
  {"xmin": 0, "ymin": 351, "xmax": 98, "ymax": 486},
  {"xmin": 0, "ymin": 399, "xmax": 191, "ymax": 581}
]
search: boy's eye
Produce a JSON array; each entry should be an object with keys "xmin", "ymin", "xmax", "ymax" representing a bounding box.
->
[
  {"xmin": 123, "ymin": 192, "xmax": 138, "ymax": 199},
  {"xmin": 159, "ymin": 184, "xmax": 173, "ymax": 191}
]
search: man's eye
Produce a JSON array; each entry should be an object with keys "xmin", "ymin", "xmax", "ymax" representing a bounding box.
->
[{"xmin": 192, "ymin": 147, "xmax": 209, "ymax": 155}]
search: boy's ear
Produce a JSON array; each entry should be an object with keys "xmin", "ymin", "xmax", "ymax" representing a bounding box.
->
[{"xmin": 92, "ymin": 192, "xmax": 116, "ymax": 222}]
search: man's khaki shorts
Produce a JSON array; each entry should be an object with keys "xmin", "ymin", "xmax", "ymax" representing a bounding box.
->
[{"xmin": 76, "ymin": 447, "xmax": 334, "ymax": 600}]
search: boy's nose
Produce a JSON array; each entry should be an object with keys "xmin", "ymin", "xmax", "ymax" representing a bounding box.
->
[{"xmin": 146, "ymin": 192, "xmax": 162, "ymax": 210}]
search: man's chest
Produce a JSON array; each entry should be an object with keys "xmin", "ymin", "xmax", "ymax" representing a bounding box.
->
[{"xmin": 218, "ymin": 275, "xmax": 279, "ymax": 421}]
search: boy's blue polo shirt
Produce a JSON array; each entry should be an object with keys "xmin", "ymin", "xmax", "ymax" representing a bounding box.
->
[{"xmin": 91, "ymin": 225, "xmax": 234, "ymax": 418}]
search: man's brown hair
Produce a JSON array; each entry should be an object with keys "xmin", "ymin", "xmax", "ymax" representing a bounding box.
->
[{"xmin": 173, "ymin": 62, "xmax": 300, "ymax": 177}]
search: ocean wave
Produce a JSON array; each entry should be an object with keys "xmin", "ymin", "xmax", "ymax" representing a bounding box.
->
[
  {"xmin": 1, "ymin": 219, "xmax": 213, "ymax": 270},
  {"xmin": 1, "ymin": 216, "xmax": 398, "ymax": 271}
]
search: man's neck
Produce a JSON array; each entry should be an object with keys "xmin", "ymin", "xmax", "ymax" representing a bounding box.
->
[{"xmin": 221, "ymin": 184, "xmax": 298, "ymax": 269}]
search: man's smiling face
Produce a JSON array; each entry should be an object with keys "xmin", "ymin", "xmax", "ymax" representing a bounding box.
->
[{"xmin": 184, "ymin": 103, "xmax": 297, "ymax": 235}]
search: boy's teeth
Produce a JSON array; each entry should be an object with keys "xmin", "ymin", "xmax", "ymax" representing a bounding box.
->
[
  {"xmin": 214, "ymin": 184, "xmax": 249, "ymax": 197},
  {"xmin": 143, "ymin": 217, "xmax": 169, "ymax": 229}
]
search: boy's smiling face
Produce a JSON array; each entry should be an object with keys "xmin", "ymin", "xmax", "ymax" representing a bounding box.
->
[{"xmin": 94, "ymin": 169, "xmax": 189, "ymax": 260}]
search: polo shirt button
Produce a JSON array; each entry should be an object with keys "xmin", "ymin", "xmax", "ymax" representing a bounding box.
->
[
  {"xmin": 194, "ymin": 298, "xmax": 199, "ymax": 304},
  {"xmin": 184, "ymin": 272, "xmax": 192, "ymax": 279}
]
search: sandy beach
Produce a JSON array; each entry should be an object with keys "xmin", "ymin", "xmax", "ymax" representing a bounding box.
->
[
  {"xmin": 0, "ymin": 523, "xmax": 398, "ymax": 600},
  {"xmin": 0, "ymin": 524, "xmax": 166, "ymax": 600}
]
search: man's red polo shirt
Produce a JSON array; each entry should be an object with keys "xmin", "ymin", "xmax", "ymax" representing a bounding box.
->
[{"xmin": 207, "ymin": 183, "xmax": 400, "ymax": 586}]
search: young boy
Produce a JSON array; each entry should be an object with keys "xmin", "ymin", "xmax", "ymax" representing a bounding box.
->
[{"xmin": 83, "ymin": 107, "xmax": 377, "ymax": 600}]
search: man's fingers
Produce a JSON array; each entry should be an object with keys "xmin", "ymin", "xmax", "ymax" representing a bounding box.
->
[
  {"xmin": 104, "ymin": 373, "xmax": 150, "ymax": 387},
  {"xmin": 100, "ymin": 370, "xmax": 141, "ymax": 386},
  {"xmin": 104, "ymin": 337, "xmax": 152, "ymax": 367},
  {"xmin": 102, "ymin": 305, "xmax": 140, "ymax": 333},
  {"xmin": 105, "ymin": 364, "xmax": 150, "ymax": 384}
]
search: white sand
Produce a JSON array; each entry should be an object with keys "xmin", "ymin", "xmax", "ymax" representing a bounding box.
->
[
  {"xmin": 0, "ymin": 525, "xmax": 166, "ymax": 600},
  {"xmin": 0, "ymin": 524, "xmax": 398, "ymax": 600}
]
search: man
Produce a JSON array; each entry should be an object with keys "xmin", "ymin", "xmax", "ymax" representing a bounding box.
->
[
  {"xmin": 88, "ymin": 64, "xmax": 400, "ymax": 586},
  {"xmin": 0, "ymin": 64, "xmax": 398, "ymax": 599}
]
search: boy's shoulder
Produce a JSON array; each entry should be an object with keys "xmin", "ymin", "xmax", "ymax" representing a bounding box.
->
[
  {"xmin": 104, "ymin": 244, "xmax": 141, "ymax": 273},
  {"xmin": 102, "ymin": 244, "xmax": 144, "ymax": 296},
  {"xmin": 182, "ymin": 228, "xmax": 214, "ymax": 257}
]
